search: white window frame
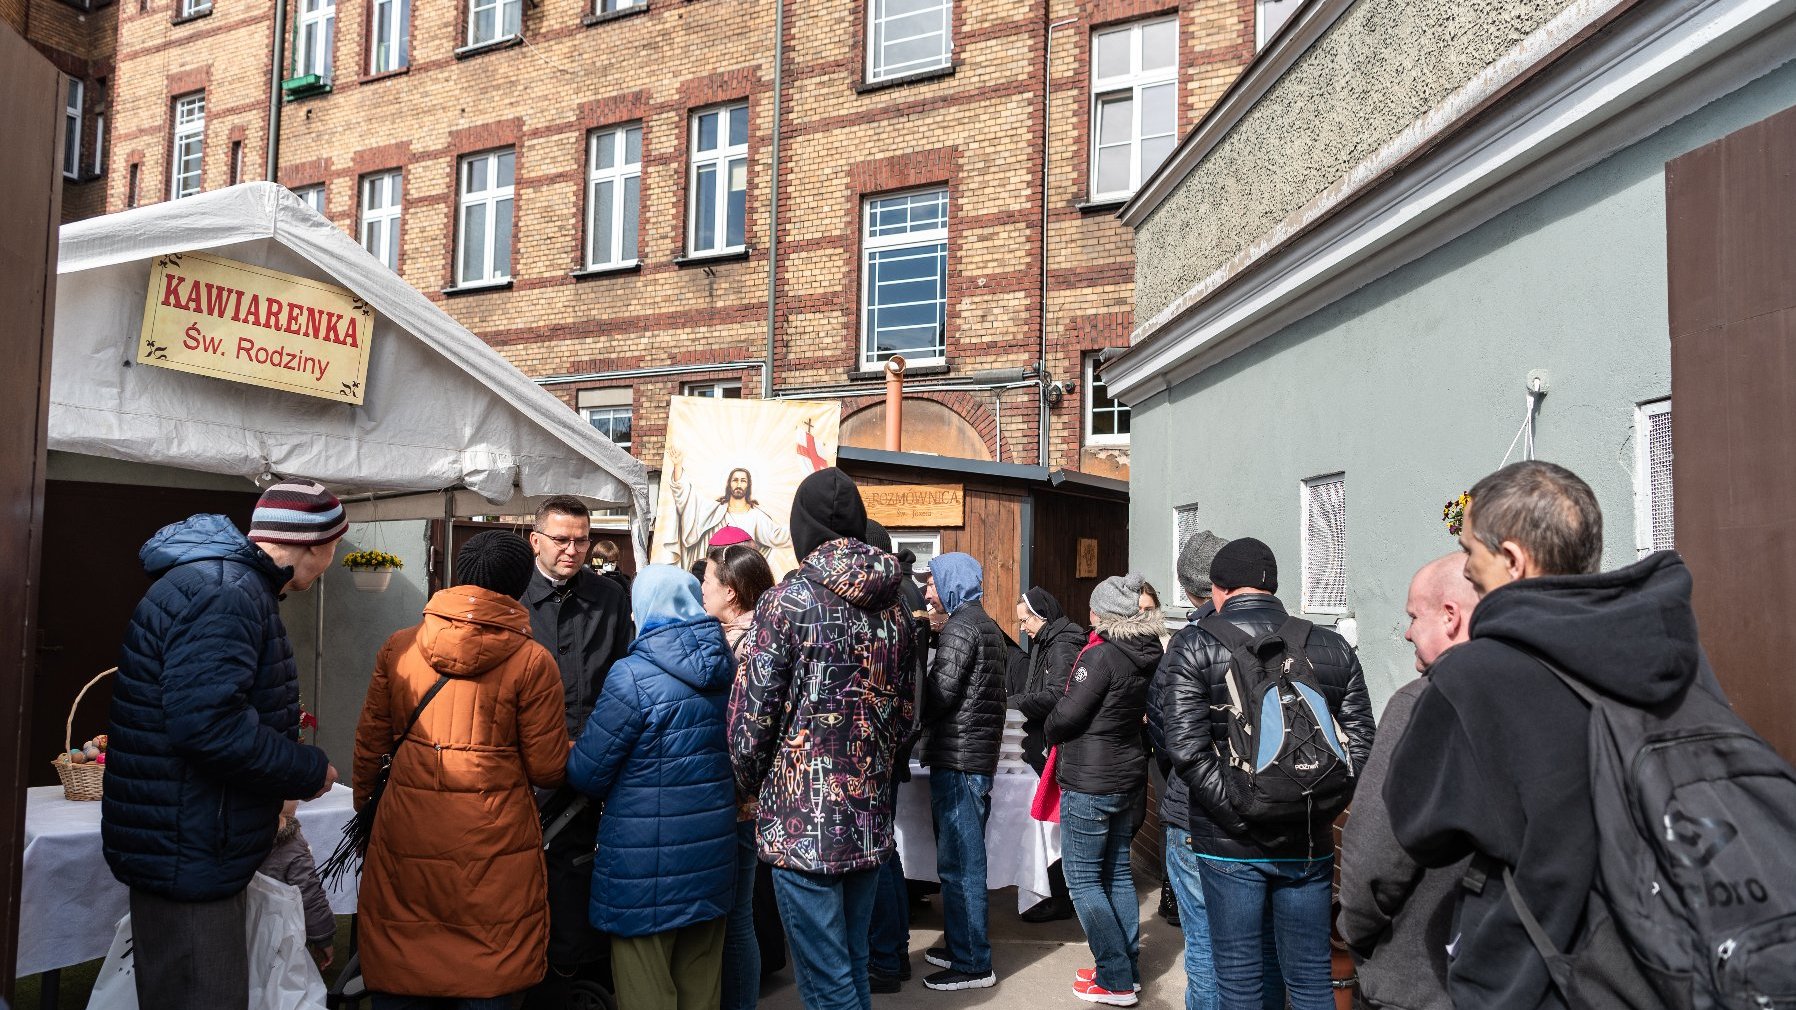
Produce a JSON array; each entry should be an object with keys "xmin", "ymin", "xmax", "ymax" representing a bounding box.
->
[
  {"xmin": 681, "ymin": 380, "xmax": 742, "ymax": 399},
  {"xmin": 456, "ymin": 149, "xmax": 515, "ymax": 287},
  {"xmin": 466, "ymin": 0, "xmax": 521, "ymax": 48},
  {"xmin": 63, "ymin": 78, "xmax": 83, "ymax": 179},
  {"xmin": 860, "ymin": 186, "xmax": 948, "ymax": 370},
  {"xmin": 583, "ymin": 406, "xmax": 633, "ymax": 452},
  {"xmin": 294, "ymin": 0, "xmax": 336, "ymax": 82},
  {"xmin": 1300, "ymin": 472, "xmax": 1348, "ymax": 615},
  {"xmin": 169, "ymin": 92, "xmax": 205, "ymax": 201},
  {"xmin": 1089, "ymin": 17, "xmax": 1178, "ymax": 201},
  {"xmin": 179, "ymin": 0, "xmax": 210, "ymax": 16},
  {"xmin": 1256, "ymin": 0, "xmax": 1302, "ymax": 50},
  {"xmin": 595, "ymin": 0, "xmax": 643, "ymax": 12},
  {"xmin": 92, "ymin": 110, "xmax": 105, "ymax": 175},
  {"xmin": 369, "ymin": 0, "xmax": 409, "ymax": 74},
  {"xmin": 687, "ymin": 102, "xmax": 748, "ymax": 256},
  {"xmin": 1171, "ymin": 502, "xmax": 1201, "ymax": 608},
  {"xmin": 360, "ymin": 170, "xmax": 402, "ymax": 271},
  {"xmin": 867, "ymin": 0, "xmax": 951, "ymax": 83},
  {"xmin": 1084, "ymin": 354, "xmax": 1130, "ymax": 446},
  {"xmin": 1634, "ymin": 399, "xmax": 1674, "ymax": 557},
  {"xmin": 891, "ymin": 531, "xmax": 941, "ymax": 585},
  {"xmin": 586, "ymin": 124, "xmax": 642, "ymax": 270},
  {"xmin": 293, "ymin": 184, "xmax": 326, "ymax": 215}
]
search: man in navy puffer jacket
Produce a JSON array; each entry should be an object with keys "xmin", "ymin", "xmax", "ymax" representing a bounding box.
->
[{"xmin": 104, "ymin": 482, "xmax": 340, "ymax": 1010}]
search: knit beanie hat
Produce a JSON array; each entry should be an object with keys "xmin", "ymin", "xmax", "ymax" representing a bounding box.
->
[
  {"xmin": 1090, "ymin": 572, "xmax": 1147, "ymax": 618},
  {"xmin": 790, "ymin": 468, "xmax": 868, "ymax": 560},
  {"xmin": 248, "ymin": 480, "xmax": 347, "ymax": 547},
  {"xmin": 1176, "ymin": 531, "xmax": 1229, "ymax": 601},
  {"xmin": 862, "ymin": 519, "xmax": 894, "ymax": 554},
  {"xmin": 709, "ymin": 526, "xmax": 752, "ymax": 548},
  {"xmin": 456, "ymin": 530, "xmax": 535, "ymax": 599},
  {"xmin": 1022, "ymin": 586, "xmax": 1064, "ymax": 624},
  {"xmin": 1209, "ymin": 537, "xmax": 1278, "ymax": 593}
]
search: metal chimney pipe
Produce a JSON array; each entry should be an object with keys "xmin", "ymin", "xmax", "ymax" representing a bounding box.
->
[{"xmin": 884, "ymin": 356, "xmax": 907, "ymax": 452}]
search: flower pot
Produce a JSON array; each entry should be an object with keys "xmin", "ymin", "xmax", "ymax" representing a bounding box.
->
[{"xmin": 350, "ymin": 568, "xmax": 394, "ymax": 592}]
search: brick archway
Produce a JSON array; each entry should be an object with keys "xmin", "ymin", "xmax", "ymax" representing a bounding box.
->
[{"xmin": 841, "ymin": 393, "xmax": 994, "ymax": 460}]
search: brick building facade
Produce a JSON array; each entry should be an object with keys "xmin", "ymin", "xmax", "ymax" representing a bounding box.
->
[
  {"xmin": 6, "ymin": 0, "xmax": 116, "ymax": 221},
  {"xmin": 87, "ymin": 0, "xmax": 1289, "ymax": 477}
]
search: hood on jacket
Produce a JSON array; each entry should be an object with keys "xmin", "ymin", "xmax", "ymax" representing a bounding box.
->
[
  {"xmin": 799, "ymin": 537, "xmax": 904, "ymax": 611},
  {"xmin": 632, "ymin": 565, "xmax": 708, "ymax": 633},
  {"xmin": 417, "ymin": 586, "xmax": 536, "ymax": 678},
  {"xmin": 140, "ymin": 514, "xmax": 284, "ymax": 583},
  {"xmin": 1095, "ymin": 607, "xmax": 1165, "ymax": 659},
  {"xmin": 1469, "ymin": 550, "xmax": 1701, "ymax": 706},
  {"xmin": 791, "ymin": 468, "xmax": 869, "ymax": 560},
  {"xmin": 930, "ymin": 552, "xmax": 983, "ymax": 613},
  {"xmin": 631, "ymin": 614, "xmax": 735, "ymax": 693}
]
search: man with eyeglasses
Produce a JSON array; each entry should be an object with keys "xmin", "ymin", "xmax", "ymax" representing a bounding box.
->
[{"xmin": 521, "ymin": 495, "xmax": 633, "ymax": 1010}]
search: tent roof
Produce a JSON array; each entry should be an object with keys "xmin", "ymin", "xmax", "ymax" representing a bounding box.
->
[{"xmin": 52, "ymin": 183, "xmax": 647, "ymax": 523}]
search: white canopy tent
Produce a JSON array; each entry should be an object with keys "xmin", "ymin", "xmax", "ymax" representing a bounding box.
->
[{"xmin": 51, "ymin": 182, "xmax": 648, "ymax": 546}]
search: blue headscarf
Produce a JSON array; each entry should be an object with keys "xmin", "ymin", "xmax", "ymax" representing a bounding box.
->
[
  {"xmin": 630, "ymin": 564, "xmax": 708, "ymax": 634},
  {"xmin": 929, "ymin": 552, "xmax": 984, "ymax": 613}
]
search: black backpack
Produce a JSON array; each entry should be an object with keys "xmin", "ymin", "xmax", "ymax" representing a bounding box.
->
[
  {"xmin": 1502, "ymin": 651, "xmax": 1796, "ymax": 1010},
  {"xmin": 1198, "ymin": 614, "xmax": 1354, "ymax": 828}
]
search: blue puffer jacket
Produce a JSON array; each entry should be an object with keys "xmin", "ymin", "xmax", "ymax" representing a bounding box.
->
[
  {"xmin": 103, "ymin": 514, "xmax": 331, "ymax": 901},
  {"xmin": 566, "ymin": 608, "xmax": 736, "ymax": 937}
]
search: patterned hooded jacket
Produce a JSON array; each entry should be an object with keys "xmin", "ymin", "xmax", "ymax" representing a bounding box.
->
[{"xmin": 728, "ymin": 537, "xmax": 918, "ymax": 874}]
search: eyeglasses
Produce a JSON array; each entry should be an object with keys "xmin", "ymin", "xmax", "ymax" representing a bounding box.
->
[{"xmin": 533, "ymin": 532, "xmax": 591, "ymax": 552}]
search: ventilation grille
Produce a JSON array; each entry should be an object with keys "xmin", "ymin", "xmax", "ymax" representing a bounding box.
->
[
  {"xmin": 1302, "ymin": 474, "xmax": 1347, "ymax": 613},
  {"xmin": 1173, "ymin": 503, "xmax": 1201, "ymax": 608}
]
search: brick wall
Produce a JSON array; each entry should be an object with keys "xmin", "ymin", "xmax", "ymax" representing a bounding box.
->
[{"xmin": 21, "ymin": 0, "xmax": 117, "ymax": 221}]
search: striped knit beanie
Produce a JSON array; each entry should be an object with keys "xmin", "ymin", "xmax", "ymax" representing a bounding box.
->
[{"xmin": 248, "ymin": 480, "xmax": 348, "ymax": 547}]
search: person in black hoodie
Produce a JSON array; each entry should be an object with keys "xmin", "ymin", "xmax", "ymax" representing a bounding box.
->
[
  {"xmin": 1386, "ymin": 461, "xmax": 1709, "ymax": 1010},
  {"xmin": 1017, "ymin": 574, "xmax": 1163, "ymax": 1006},
  {"xmin": 1012, "ymin": 586, "xmax": 1086, "ymax": 923},
  {"xmin": 1156, "ymin": 538, "xmax": 1374, "ymax": 1010}
]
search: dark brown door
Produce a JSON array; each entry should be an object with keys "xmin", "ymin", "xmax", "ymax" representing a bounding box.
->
[
  {"xmin": 1666, "ymin": 102, "xmax": 1796, "ymax": 761},
  {"xmin": 0, "ymin": 22, "xmax": 64, "ymax": 1002}
]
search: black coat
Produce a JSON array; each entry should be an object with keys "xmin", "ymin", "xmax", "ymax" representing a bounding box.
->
[
  {"xmin": 921, "ymin": 601, "xmax": 1008, "ymax": 776},
  {"xmin": 1015, "ymin": 616, "xmax": 1086, "ymax": 771},
  {"xmin": 1151, "ymin": 592, "xmax": 1375, "ymax": 860},
  {"xmin": 1147, "ymin": 603, "xmax": 1212, "ymax": 830},
  {"xmin": 522, "ymin": 566, "xmax": 633, "ymax": 740},
  {"xmin": 1018, "ymin": 612, "xmax": 1162, "ymax": 796}
]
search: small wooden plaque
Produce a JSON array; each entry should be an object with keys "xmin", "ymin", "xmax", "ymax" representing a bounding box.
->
[{"xmin": 1076, "ymin": 538, "xmax": 1099, "ymax": 579}]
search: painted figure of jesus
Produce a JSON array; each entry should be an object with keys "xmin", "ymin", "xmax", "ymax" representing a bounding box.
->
[{"xmin": 666, "ymin": 452, "xmax": 792, "ymax": 570}]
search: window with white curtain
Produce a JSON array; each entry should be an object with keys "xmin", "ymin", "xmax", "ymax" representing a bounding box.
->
[
  {"xmin": 457, "ymin": 149, "xmax": 514, "ymax": 286},
  {"xmin": 170, "ymin": 93, "xmax": 205, "ymax": 200},
  {"xmin": 369, "ymin": 0, "xmax": 409, "ymax": 73},
  {"xmin": 1635, "ymin": 400, "xmax": 1674, "ymax": 556},
  {"xmin": 595, "ymin": 0, "xmax": 643, "ymax": 12},
  {"xmin": 586, "ymin": 124, "xmax": 641, "ymax": 269},
  {"xmin": 1301, "ymin": 473, "xmax": 1348, "ymax": 613},
  {"xmin": 868, "ymin": 0, "xmax": 951, "ymax": 82},
  {"xmin": 688, "ymin": 102, "xmax": 748, "ymax": 256},
  {"xmin": 360, "ymin": 170, "xmax": 402, "ymax": 270},
  {"xmin": 1089, "ymin": 17, "xmax": 1177, "ymax": 201},
  {"xmin": 467, "ymin": 0, "xmax": 520, "ymax": 47},
  {"xmin": 294, "ymin": 0, "xmax": 336, "ymax": 81}
]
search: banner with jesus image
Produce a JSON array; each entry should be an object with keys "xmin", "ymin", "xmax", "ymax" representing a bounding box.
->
[{"xmin": 653, "ymin": 396, "xmax": 841, "ymax": 580}]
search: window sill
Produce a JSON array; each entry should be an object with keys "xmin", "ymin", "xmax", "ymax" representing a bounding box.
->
[
  {"xmin": 856, "ymin": 62, "xmax": 956, "ymax": 95},
  {"xmin": 358, "ymin": 66, "xmax": 410, "ymax": 85},
  {"xmin": 846, "ymin": 362, "xmax": 950, "ymax": 381},
  {"xmin": 170, "ymin": 5, "xmax": 211, "ymax": 24},
  {"xmin": 1074, "ymin": 196, "xmax": 1128, "ymax": 215},
  {"xmin": 673, "ymin": 248, "xmax": 750, "ymax": 268},
  {"xmin": 571, "ymin": 262, "xmax": 642, "ymax": 280},
  {"xmin": 441, "ymin": 279, "xmax": 514, "ymax": 296},
  {"xmin": 454, "ymin": 34, "xmax": 522, "ymax": 60},
  {"xmin": 583, "ymin": 3, "xmax": 649, "ymax": 27},
  {"xmin": 1084, "ymin": 437, "xmax": 1130, "ymax": 449}
]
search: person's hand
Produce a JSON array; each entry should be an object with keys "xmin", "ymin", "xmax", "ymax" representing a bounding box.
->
[
  {"xmin": 310, "ymin": 764, "xmax": 339, "ymax": 800},
  {"xmin": 312, "ymin": 944, "xmax": 334, "ymax": 969}
]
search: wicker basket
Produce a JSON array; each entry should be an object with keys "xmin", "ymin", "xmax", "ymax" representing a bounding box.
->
[{"xmin": 52, "ymin": 668, "xmax": 114, "ymax": 801}]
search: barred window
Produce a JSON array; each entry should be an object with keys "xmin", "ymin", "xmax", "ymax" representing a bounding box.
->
[
  {"xmin": 1172, "ymin": 501, "xmax": 1201, "ymax": 608},
  {"xmin": 1301, "ymin": 473, "xmax": 1347, "ymax": 613},
  {"xmin": 1635, "ymin": 400, "xmax": 1674, "ymax": 556}
]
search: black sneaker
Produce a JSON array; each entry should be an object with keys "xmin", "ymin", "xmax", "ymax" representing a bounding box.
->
[
  {"xmin": 1158, "ymin": 886, "xmax": 1181, "ymax": 928},
  {"xmin": 924, "ymin": 947, "xmax": 951, "ymax": 969},
  {"xmin": 899, "ymin": 958, "xmax": 913, "ymax": 981},
  {"xmin": 870, "ymin": 971, "xmax": 902, "ymax": 994},
  {"xmin": 1021, "ymin": 897, "xmax": 1074, "ymax": 923},
  {"xmin": 923, "ymin": 968, "xmax": 997, "ymax": 991}
]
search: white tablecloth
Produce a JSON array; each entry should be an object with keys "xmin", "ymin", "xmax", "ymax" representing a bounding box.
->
[
  {"xmin": 16, "ymin": 783, "xmax": 358, "ymax": 977},
  {"xmin": 894, "ymin": 760, "xmax": 1061, "ymax": 915}
]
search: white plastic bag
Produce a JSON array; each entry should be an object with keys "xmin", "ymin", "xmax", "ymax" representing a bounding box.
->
[{"xmin": 86, "ymin": 873, "xmax": 328, "ymax": 1010}]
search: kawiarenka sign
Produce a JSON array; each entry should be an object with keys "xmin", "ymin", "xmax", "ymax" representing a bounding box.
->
[{"xmin": 138, "ymin": 251, "xmax": 373, "ymax": 404}]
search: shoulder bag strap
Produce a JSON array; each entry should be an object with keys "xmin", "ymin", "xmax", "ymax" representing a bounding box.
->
[{"xmin": 390, "ymin": 673, "xmax": 451, "ymax": 760}]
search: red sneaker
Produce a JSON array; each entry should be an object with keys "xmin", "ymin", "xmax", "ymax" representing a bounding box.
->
[
  {"xmin": 1073, "ymin": 979, "xmax": 1139, "ymax": 1006},
  {"xmin": 1075, "ymin": 969, "xmax": 1141, "ymax": 992}
]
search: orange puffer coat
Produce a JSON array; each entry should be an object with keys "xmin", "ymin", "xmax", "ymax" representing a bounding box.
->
[{"xmin": 352, "ymin": 586, "xmax": 570, "ymax": 999}]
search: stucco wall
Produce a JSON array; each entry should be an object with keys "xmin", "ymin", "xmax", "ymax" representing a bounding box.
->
[
  {"xmin": 1127, "ymin": 60, "xmax": 1796, "ymax": 711},
  {"xmin": 1133, "ymin": 0, "xmax": 1574, "ymax": 322}
]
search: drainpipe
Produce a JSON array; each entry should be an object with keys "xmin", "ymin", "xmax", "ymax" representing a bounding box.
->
[
  {"xmin": 267, "ymin": 0, "xmax": 286, "ymax": 181},
  {"xmin": 1040, "ymin": 15, "xmax": 1078, "ymax": 467},
  {"xmin": 763, "ymin": 0, "xmax": 785, "ymax": 399},
  {"xmin": 884, "ymin": 356, "xmax": 906, "ymax": 451}
]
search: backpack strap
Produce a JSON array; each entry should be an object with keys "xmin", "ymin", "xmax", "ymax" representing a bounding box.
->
[
  {"xmin": 1269, "ymin": 616, "xmax": 1314, "ymax": 661},
  {"xmin": 1197, "ymin": 613, "xmax": 1253, "ymax": 651},
  {"xmin": 1502, "ymin": 865, "xmax": 1576, "ymax": 996}
]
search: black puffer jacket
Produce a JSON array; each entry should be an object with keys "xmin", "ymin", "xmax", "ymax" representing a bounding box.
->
[
  {"xmin": 921, "ymin": 602, "xmax": 1008, "ymax": 776},
  {"xmin": 1015, "ymin": 616, "xmax": 1087, "ymax": 771},
  {"xmin": 1018, "ymin": 610, "xmax": 1163, "ymax": 796},
  {"xmin": 1147, "ymin": 602, "xmax": 1212, "ymax": 831},
  {"xmin": 1153, "ymin": 592, "xmax": 1375, "ymax": 860}
]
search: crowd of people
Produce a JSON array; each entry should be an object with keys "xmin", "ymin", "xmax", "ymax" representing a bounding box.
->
[{"xmin": 96, "ymin": 458, "xmax": 1774, "ymax": 1010}]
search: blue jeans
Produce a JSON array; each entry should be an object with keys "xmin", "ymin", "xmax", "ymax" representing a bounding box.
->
[
  {"xmin": 868, "ymin": 847, "xmax": 910, "ymax": 976},
  {"xmin": 371, "ymin": 997, "xmax": 512, "ymax": 1010},
  {"xmin": 929, "ymin": 769, "xmax": 993, "ymax": 975},
  {"xmin": 1165, "ymin": 829, "xmax": 1286, "ymax": 1010},
  {"xmin": 721, "ymin": 820, "xmax": 761, "ymax": 1010},
  {"xmin": 1061, "ymin": 789, "xmax": 1141, "ymax": 993},
  {"xmin": 1199, "ymin": 856, "xmax": 1334, "ymax": 1010},
  {"xmin": 772, "ymin": 866, "xmax": 879, "ymax": 1010}
]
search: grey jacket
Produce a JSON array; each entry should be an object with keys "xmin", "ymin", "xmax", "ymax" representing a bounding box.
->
[
  {"xmin": 1337, "ymin": 678, "xmax": 1462, "ymax": 1010},
  {"xmin": 259, "ymin": 818, "xmax": 335, "ymax": 945}
]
